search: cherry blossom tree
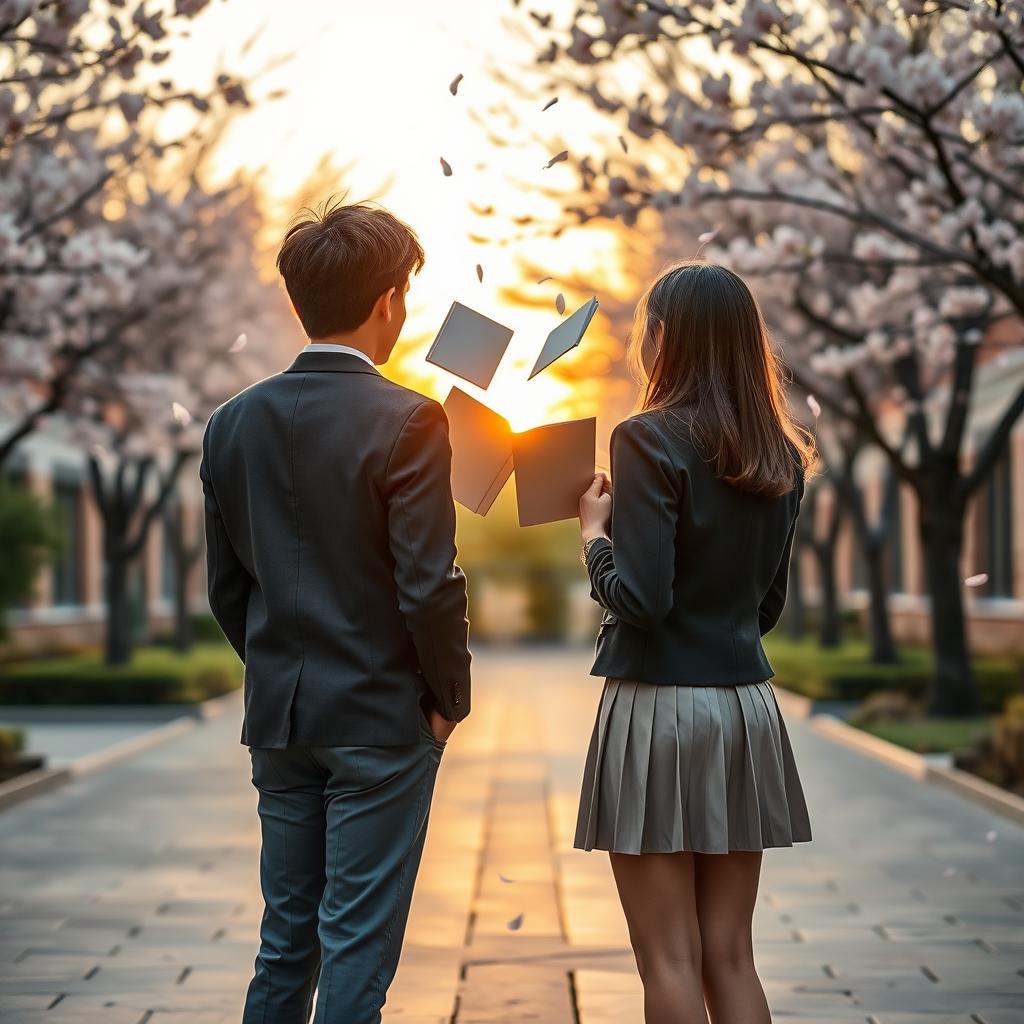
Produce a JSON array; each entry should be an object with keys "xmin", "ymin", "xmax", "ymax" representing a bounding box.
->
[
  {"xmin": 528, "ymin": 0, "xmax": 1024, "ymax": 714},
  {"xmin": 71, "ymin": 178, "xmax": 288, "ymax": 665},
  {"xmin": 0, "ymin": 0, "xmax": 252, "ymax": 464}
]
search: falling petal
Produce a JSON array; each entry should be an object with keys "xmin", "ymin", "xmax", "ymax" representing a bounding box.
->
[
  {"xmin": 499, "ymin": 873, "xmax": 517, "ymax": 884},
  {"xmin": 229, "ymin": 332, "xmax": 248, "ymax": 353},
  {"xmin": 506, "ymin": 912, "xmax": 525, "ymax": 931},
  {"xmin": 449, "ymin": 72, "xmax": 464, "ymax": 96},
  {"xmin": 618, "ymin": 134, "xmax": 628, "ymax": 153},
  {"xmin": 542, "ymin": 97, "xmax": 558, "ymax": 111},
  {"xmin": 440, "ymin": 156, "xmax": 453, "ymax": 177},
  {"xmin": 544, "ymin": 149, "xmax": 569, "ymax": 169},
  {"xmin": 964, "ymin": 573, "xmax": 988, "ymax": 588},
  {"xmin": 555, "ymin": 293, "xmax": 566, "ymax": 314},
  {"xmin": 476, "ymin": 263, "xmax": 484, "ymax": 283},
  {"xmin": 172, "ymin": 402, "xmax": 193, "ymax": 427},
  {"xmin": 537, "ymin": 275, "xmax": 552, "ymax": 285},
  {"xmin": 698, "ymin": 227, "xmax": 719, "ymax": 244},
  {"xmin": 985, "ymin": 829, "xmax": 998, "ymax": 843},
  {"xmin": 806, "ymin": 395, "xmax": 822, "ymax": 419},
  {"xmin": 942, "ymin": 866, "xmax": 956, "ymax": 877}
]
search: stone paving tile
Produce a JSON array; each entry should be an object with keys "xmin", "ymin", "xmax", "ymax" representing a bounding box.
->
[{"xmin": 1, "ymin": 648, "xmax": 1023, "ymax": 1023}]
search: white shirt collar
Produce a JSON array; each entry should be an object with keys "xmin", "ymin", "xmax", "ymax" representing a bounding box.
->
[{"xmin": 303, "ymin": 342, "xmax": 375, "ymax": 367}]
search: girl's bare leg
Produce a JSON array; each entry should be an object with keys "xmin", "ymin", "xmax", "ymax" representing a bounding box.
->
[
  {"xmin": 694, "ymin": 851, "xmax": 771, "ymax": 1024},
  {"xmin": 609, "ymin": 851, "xmax": 710, "ymax": 1024}
]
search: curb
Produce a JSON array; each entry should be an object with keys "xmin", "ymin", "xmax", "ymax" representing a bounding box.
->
[
  {"xmin": 810, "ymin": 713, "xmax": 932, "ymax": 780},
  {"xmin": 0, "ymin": 765, "xmax": 72, "ymax": 810},
  {"xmin": 0, "ymin": 688, "xmax": 241, "ymax": 813},
  {"xmin": 925, "ymin": 764, "xmax": 1024, "ymax": 827},
  {"xmin": 774, "ymin": 687, "xmax": 1024, "ymax": 828}
]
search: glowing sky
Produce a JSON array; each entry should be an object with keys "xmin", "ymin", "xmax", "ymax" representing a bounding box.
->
[{"xmin": 163, "ymin": 0, "xmax": 644, "ymax": 433}]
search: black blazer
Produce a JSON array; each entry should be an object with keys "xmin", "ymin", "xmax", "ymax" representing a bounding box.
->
[
  {"xmin": 199, "ymin": 349, "xmax": 471, "ymax": 748},
  {"xmin": 586, "ymin": 408, "xmax": 803, "ymax": 686}
]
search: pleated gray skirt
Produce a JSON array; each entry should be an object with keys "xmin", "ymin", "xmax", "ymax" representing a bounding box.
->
[{"xmin": 574, "ymin": 678, "xmax": 812, "ymax": 855}]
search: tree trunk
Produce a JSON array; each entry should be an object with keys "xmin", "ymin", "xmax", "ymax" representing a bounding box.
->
[
  {"xmin": 105, "ymin": 557, "xmax": 132, "ymax": 665},
  {"xmin": 173, "ymin": 557, "xmax": 193, "ymax": 653},
  {"xmin": 787, "ymin": 543, "xmax": 807, "ymax": 640},
  {"xmin": 864, "ymin": 542, "xmax": 898, "ymax": 664},
  {"xmin": 165, "ymin": 501, "xmax": 196, "ymax": 654},
  {"xmin": 919, "ymin": 511, "xmax": 977, "ymax": 716},
  {"xmin": 815, "ymin": 548, "xmax": 841, "ymax": 648}
]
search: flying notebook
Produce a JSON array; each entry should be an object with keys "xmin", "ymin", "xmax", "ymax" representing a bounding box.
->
[
  {"xmin": 512, "ymin": 416, "xmax": 596, "ymax": 527},
  {"xmin": 443, "ymin": 387, "xmax": 514, "ymax": 516},
  {"xmin": 427, "ymin": 301, "xmax": 514, "ymax": 390},
  {"xmin": 528, "ymin": 297, "xmax": 599, "ymax": 379}
]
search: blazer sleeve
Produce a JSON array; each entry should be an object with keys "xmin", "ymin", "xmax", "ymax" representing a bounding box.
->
[
  {"xmin": 199, "ymin": 420, "xmax": 252, "ymax": 662},
  {"xmin": 385, "ymin": 400, "xmax": 472, "ymax": 721},
  {"xmin": 758, "ymin": 470, "xmax": 804, "ymax": 637},
  {"xmin": 586, "ymin": 417, "xmax": 681, "ymax": 629}
]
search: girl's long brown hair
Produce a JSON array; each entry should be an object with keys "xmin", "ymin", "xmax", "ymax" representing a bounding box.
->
[{"xmin": 629, "ymin": 261, "xmax": 815, "ymax": 497}]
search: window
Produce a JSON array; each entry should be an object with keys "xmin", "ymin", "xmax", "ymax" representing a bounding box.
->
[
  {"xmin": 51, "ymin": 468, "xmax": 85, "ymax": 607},
  {"xmin": 973, "ymin": 448, "xmax": 1015, "ymax": 599}
]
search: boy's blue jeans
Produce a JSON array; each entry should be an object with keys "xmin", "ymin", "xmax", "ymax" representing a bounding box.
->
[{"xmin": 242, "ymin": 718, "xmax": 444, "ymax": 1024}]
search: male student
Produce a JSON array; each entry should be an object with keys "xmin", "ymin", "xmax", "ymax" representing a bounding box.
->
[{"xmin": 200, "ymin": 198, "xmax": 471, "ymax": 1023}]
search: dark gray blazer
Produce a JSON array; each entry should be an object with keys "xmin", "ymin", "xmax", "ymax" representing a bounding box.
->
[
  {"xmin": 586, "ymin": 407, "xmax": 803, "ymax": 686},
  {"xmin": 199, "ymin": 349, "xmax": 471, "ymax": 748}
]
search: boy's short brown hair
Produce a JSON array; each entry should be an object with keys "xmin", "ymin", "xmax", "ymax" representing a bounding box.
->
[{"xmin": 277, "ymin": 197, "xmax": 425, "ymax": 338}]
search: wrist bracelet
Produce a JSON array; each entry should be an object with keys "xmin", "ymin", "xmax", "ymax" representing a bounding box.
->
[{"xmin": 581, "ymin": 536, "xmax": 604, "ymax": 566}]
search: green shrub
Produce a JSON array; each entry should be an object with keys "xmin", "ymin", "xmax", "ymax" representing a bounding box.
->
[
  {"xmin": 992, "ymin": 694, "xmax": 1024, "ymax": 784},
  {"xmin": 0, "ymin": 481, "xmax": 62, "ymax": 638},
  {"xmin": 954, "ymin": 694, "xmax": 1024, "ymax": 795},
  {"xmin": 190, "ymin": 613, "xmax": 226, "ymax": 642},
  {"xmin": 0, "ymin": 725, "xmax": 25, "ymax": 756},
  {"xmin": 0, "ymin": 643, "xmax": 242, "ymax": 705},
  {"xmin": 859, "ymin": 715, "xmax": 993, "ymax": 754},
  {"xmin": 764, "ymin": 634, "xmax": 1020, "ymax": 711},
  {"xmin": 848, "ymin": 690, "xmax": 918, "ymax": 726}
]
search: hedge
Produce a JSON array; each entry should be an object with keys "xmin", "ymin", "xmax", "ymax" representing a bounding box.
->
[
  {"xmin": 0, "ymin": 643, "xmax": 243, "ymax": 705},
  {"xmin": 763, "ymin": 634, "xmax": 1022, "ymax": 712}
]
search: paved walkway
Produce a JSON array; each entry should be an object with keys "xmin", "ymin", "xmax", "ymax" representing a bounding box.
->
[{"xmin": 1, "ymin": 648, "xmax": 1022, "ymax": 1023}]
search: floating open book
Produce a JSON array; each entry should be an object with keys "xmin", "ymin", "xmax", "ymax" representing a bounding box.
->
[
  {"xmin": 444, "ymin": 390, "xmax": 596, "ymax": 526},
  {"xmin": 512, "ymin": 416, "xmax": 597, "ymax": 527},
  {"xmin": 528, "ymin": 297, "xmax": 599, "ymax": 379},
  {"xmin": 427, "ymin": 301, "xmax": 514, "ymax": 390},
  {"xmin": 442, "ymin": 388, "xmax": 513, "ymax": 516}
]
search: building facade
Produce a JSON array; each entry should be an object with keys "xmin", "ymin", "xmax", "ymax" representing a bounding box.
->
[
  {"xmin": 2, "ymin": 427, "xmax": 206, "ymax": 655},
  {"xmin": 799, "ymin": 349, "xmax": 1024, "ymax": 656}
]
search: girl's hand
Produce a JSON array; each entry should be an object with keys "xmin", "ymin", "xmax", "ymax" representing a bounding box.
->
[{"xmin": 579, "ymin": 472, "xmax": 612, "ymax": 544}]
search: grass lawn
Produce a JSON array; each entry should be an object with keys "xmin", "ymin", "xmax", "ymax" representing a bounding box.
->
[
  {"xmin": 763, "ymin": 632, "xmax": 1021, "ymax": 711},
  {"xmin": 0, "ymin": 642, "xmax": 243, "ymax": 705},
  {"xmin": 858, "ymin": 716, "xmax": 994, "ymax": 754}
]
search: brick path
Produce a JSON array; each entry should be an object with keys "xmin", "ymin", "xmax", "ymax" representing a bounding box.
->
[{"xmin": 1, "ymin": 648, "xmax": 1022, "ymax": 1022}]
